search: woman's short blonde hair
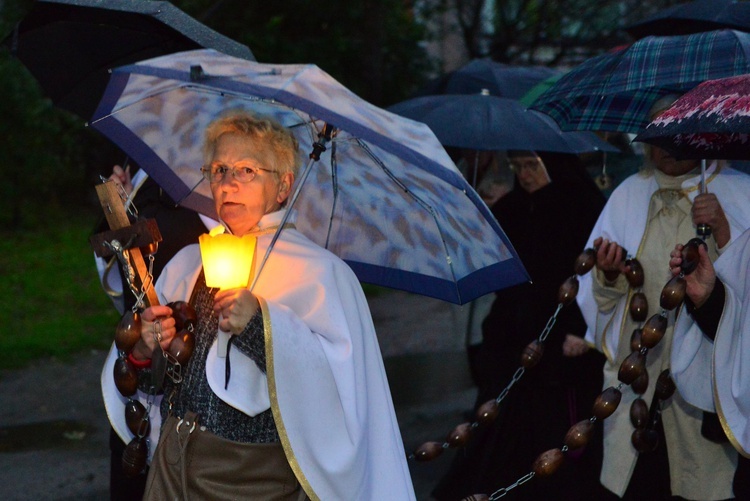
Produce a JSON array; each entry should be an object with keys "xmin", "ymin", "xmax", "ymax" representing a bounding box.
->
[{"xmin": 203, "ymin": 110, "xmax": 301, "ymax": 177}]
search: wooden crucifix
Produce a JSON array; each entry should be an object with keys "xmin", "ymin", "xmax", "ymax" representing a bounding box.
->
[{"xmin": 90, "ymin": 180, "xmax": 162, "ymax": 308}]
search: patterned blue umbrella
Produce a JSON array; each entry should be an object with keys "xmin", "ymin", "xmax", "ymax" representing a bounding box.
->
[
  {"xmin": 89, "ymin": 49, "xmax": 529, "ymax": 304},
  {"xmin": 530, "ymin": 29, "xmax": 750, "ymax": 133}
]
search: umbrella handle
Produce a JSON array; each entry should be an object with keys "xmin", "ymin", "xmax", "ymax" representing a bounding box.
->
[{"xmin": 697, "ymin": 159, "xmax": 711, "ymax": 239}]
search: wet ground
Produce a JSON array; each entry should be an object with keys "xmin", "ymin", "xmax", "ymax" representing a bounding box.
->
[{"xmin": 0, "ymin": 289, "xmax": 479, "ymax": 500}]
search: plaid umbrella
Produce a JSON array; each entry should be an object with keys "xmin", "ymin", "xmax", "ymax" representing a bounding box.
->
[
  {"xmin": 635, "ymin": 74, "xmax": 750, "ymax": 160},
  {"xmin": 530, "ymin": 29, "xmax": 750, "ymax": 133}
]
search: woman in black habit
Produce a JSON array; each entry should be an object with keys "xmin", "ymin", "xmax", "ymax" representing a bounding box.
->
[{"xmin": 434, "ymin": 150, "xmax": 608, "ymax": 500}]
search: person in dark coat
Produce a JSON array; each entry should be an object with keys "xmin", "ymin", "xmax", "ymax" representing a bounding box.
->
[{"xmin": 433, "ymin": 150, "xmax": 607, "ymax": 500}]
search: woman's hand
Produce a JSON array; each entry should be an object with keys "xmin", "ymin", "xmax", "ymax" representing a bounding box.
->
[
  {"xmin": 669, "ymin": 243, "xmax": 716, "ymax": 308},
  {"xmin": 108, "ymin": 164, "xmax": 134, "ymax": 195},
  {"xmin": 563, "ymin": 334, "xmax": 589, "ymax": 357},
  {"xmin": 131, "ymin": 305, "xmax": 176, "ymax": 360},
  {"xmin": 214, "ymin": 289, "xmax": 260, "ymax": 335},
  {"xmin": 692, "ymin": 193, "xmax": 730, "ymax": 248},
  {"xmin": 593, "ymin": 236, "xmax": 626, "ymax": 282}
]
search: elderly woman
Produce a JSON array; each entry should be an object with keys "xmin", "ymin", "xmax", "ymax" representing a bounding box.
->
[{"xmin": 101, "ymin": 111, "xmax": 415, "ymax": 500}]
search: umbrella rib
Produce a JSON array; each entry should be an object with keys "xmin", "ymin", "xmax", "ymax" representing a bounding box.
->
[
  {"xmin": 356, "ymin": 139, "xmax": 462, "ymax": 303},
  {"xmin": 324, "ymin": 142, "xmax": 339, "ymax": 250}
]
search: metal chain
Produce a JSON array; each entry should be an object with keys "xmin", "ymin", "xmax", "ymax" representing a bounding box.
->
[{"xmin": 488, "ymin": 472, "xmax": 535, "ymax": 499}]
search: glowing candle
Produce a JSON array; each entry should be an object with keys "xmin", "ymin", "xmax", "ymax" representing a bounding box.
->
[{"xmin": 198, "ymin": 225, "xmax": 256, "ymax": 290}]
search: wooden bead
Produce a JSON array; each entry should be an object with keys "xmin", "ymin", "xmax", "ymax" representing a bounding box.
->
[
  {"xmin": 641, "ymin": 314, "xmax": 668, "ymax": 348},
  {"xmin": 630, "ymin": 328, "xmax": 643, "ymax": 352},
  {"xmin": 618, "ymin": 350, "xmax": 646, "ymax": 385},
  {"xmin": 167, "ymin": 329, "xmax": 195, "ymax": 366},
  {"xmin": 115, "ymin": 310, "xmax": 142, "ymax": 354},
  {"xmin": 631, "ymin": 370, "xmax": 649, "ymax": 395},
  {"xmin": 558, "ymin": 276, "xmax": 579, "ymax": 305},
  {"xmin": 631, "ymin": 428, "xmax": 659, "ymax": 453},
  {"xmin": 168, "ymin": 301, "xmax": 197, "ymax": 332},
  {"xmin": 122, "ymin": 437, "xmax": 148, "ymax": 477},
  {"xmin": 476, "ymin": 399, "xmax": 499, "ymax": 424},
  {"xmin": 681, "ymin": 237, "xmax": 706, "ymax": 275},
  {"xmin": 660, "ymin": 275, "xmax": 686, "ymax": 311},
  {"xmin": 532, "ymin": 448, "xmax": 564, "ymax": 477},
  {"xmin": 446, "ymin": 422, "xmax": 473, "ymax": 448},
  {"xmin": 520, "ymin": 340, "xmax": 544, "ymax": 368},
  {"xmin": 654, "ymin": 370, "xmax": 676, "ymax": 401},
  {"xmin": 629, "ymin": 292, "xmax": 648, "ymax": 322},
  {"xmin": 574, "ymin": 248, "xmax": 596, "ymax": 276},
  {"xmin": 114, "ymin": 356, "xmax": 138, "ymax": 397},
  {"xmin": 564, "ymin": 419, "xmax": 594, "ymax": 450},
  {"xmin": 592, "ymin": 386, "xmax": 622, "ymax": 420},
  {"xmin": 630, "ymin": 398, "xmax": 649, "ymax": 429},
  {"xmin": 414, "ymin": 441, "xmax": 443, "ymax": 461},
  {"xmin": 125, "ymin": 399, "xmax": 150, "ymax": 436},
  {"xmin": 624, "ymin": 258, "xmax": 644, "ymax": 288}
]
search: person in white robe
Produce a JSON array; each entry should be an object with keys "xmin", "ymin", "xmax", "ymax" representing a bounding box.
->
[
  {"xmin": 100, "ymin": 111, "xmax": 415, "ymax": 500},
  {"xmin": 576, "ymin": 96, "xmax": 750, "ymax": 501},
  {"xmin": 670, "ymin": 226, "xmax": 750, "ymax": 499}
]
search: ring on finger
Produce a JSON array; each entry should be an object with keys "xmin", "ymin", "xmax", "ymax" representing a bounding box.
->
[{"xmin": 153, "ymin": 319, "xmax": 162, "ymax": 344}]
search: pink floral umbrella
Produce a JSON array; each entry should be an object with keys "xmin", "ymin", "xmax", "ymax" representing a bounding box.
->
[{"xmin": 635, "ymin": 74, "xmax": 750, "ymax": 160}]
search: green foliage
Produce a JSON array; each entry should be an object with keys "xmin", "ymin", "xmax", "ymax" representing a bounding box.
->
[
  {"xmin": 0, "ymin": 213, "xmax": 119, "ymax": 370},
  {"xmin": 175, "ymin": 0, "xmax": 434, "ymax": 106}
]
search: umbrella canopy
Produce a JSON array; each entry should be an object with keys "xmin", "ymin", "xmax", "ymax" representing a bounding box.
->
[
  {"xmin": 635, "ymin": 74, "xmax": 750, "ymax": 160},
  {"xmin": 388, "ymin": 93, "xmax": 618, "ymax": 154},
  {"xmin": 89, "ymin": 49, "xmax": 529, "ymax": 305},
  {"xmin": 415, "ymin": 59, "xmax": 561, "ymax": 99},
  {"xmin": 530, "ymin": 29, "xmax": 750, "ymax": 133},
  {"xmin": 3, "ymin": 0, "xmax": 254, "ymax": 119},
  {"xmin": 625, "ymin": 0, "xmax": 750, "ymax": 39}
]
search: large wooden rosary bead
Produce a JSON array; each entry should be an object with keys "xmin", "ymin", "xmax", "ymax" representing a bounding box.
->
[
  {"xmin": 631, "ymin": 428, "xmax": 659, "ymax": 453},
  {"xmin": 630, "ymin": 398, "xmax": 649, "ymax": 429},
  {"xmin": 618, "ymin": 351, "xmax": 646, "ymax": 385},
  {"xmin": 115, "ymin": 310, "xmax": 142, "ymax": 353},
  {"xmin": 660, "ymin": 275, "xmax": 686, "ymax": 311},
  {"xmin": 564, "ymin": 419, "xmax": 594, "ymax": 450},
  {"xmin": 641, "ymin": 314, "xmax": 668, "ymax": 348},
  {"xmin": 624, "ymin": 258, "xmax": 644, "ymax": 288},
  {"xmin": 125, "ymin": 399, "xmax": 149, "ymax": 436},
  {"xmin": 446, "ymin": 422, "xmax": 473, "ymax": 448},
  {"xmin": 631, "ymin": 370, "xmax": 649, "ymax": 395},
  {"xmin": 168, "ymin": 301, "xmax": 197, "ymax": 332},
  {"xmin": 681, "ymin": 238, "xmax": 707, "ymax": 275},
  {"xmin": 114, "ymin": 356, "xmax": 139, "ymax": 397},
  {"xmin": 574, "ymin": 248, "xmax": 596, "ymax": 275},
  {"xmin": 532, "ymin": 448, "xmax": 564, "ymax": 477},
  {"xmin": 414, "ymin": 441, "xmax": 443, "ymax": 461},
  {"xmin": 593, "ymin": 387, "xmax": 622, "ymax": 420},
  {"xmin": 557, "ymin": 276, "xmax": 579, "ymax": 305},
  {"xmin": 629, "ymin": 293, "xmax": 649, "ymax": 322},
  {"xmin": 476, "ymin": 399, "xmax": 500, "ymax": 424},
  {"xmin": 630, "ymin": 328, "xmax": 643, "ymax": 352},
  {"xmin": 167, "ymin": 329, "xmax": 195, "ymax": 366},
  {"xmin": 122, "ymin": 437, "xmax": 148, "ymax": 477},
  {"xmin": 654, "ymin": 370, "xmax": 676, "ymax": 401},
  {"xmin": 520, "ymin": 340, "xmax": 544, "ymax": 368}
]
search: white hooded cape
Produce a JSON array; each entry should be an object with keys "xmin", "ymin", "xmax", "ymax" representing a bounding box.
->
[{"xmin": 101, "ymin": 210, "xmax": 416, "ymax": 500}]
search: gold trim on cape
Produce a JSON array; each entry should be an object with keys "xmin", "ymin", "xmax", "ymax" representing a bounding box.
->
[{"xmin": 261, "ymin": 296, "xmax": 319, "ymax": 501}]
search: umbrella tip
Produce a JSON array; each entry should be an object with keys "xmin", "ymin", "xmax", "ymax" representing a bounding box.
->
[{"xmin": 190, "ymin": 65, "xmax": 208, "ymax": 81}]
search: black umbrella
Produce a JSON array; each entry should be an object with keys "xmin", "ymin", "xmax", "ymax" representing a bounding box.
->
[
  {"xmin": 625, "ymin": 0, "xmax": 750, "ymax": 39},
  {"xmin": 2, "ymin": 0, "xmax": 254, "ymax": 119}
]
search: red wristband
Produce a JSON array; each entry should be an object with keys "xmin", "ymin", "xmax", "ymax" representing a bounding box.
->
[{"xmin": 127, "ymin": 351, "xmax": 152, "ymax": 369}]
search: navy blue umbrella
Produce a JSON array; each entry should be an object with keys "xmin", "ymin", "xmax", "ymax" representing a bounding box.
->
[
  {"xmin": 388, "ymin": 93, "xmax": 618, "ymax": 154},
  {"xmin": 625, "ymin": 0, "xmax": 750, "ymax": 39},
  {"xmin": 415, "ymin": 59, "xmax": 560, "ymax": 99}
]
